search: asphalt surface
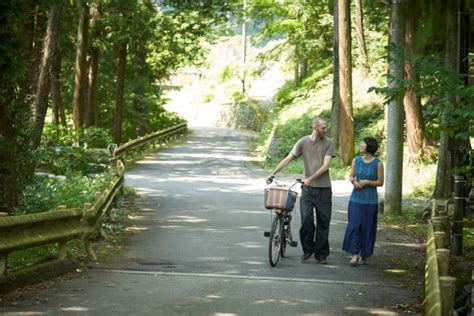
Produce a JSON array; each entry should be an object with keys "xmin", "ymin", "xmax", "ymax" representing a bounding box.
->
[{"xmin": 0, "ymin": 127, "xmax": 422, "ymax": 315}]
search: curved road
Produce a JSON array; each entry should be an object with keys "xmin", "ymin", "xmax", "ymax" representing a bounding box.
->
[{"xmin": 1, "ymin": 127, "xmax": 420, "ymax": 315}]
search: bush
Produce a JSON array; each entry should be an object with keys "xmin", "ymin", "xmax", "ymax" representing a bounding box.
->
[
  {"xmin": 42, "ymin": 125, "xmax": 113, "ymax": 148},
  {"xmin": 15, "ymin": 171, "xmax": 115, "ymax": 215},
  {"xmin": 228, "ymin": 100, "xmax": 269, "ymax": 132}
]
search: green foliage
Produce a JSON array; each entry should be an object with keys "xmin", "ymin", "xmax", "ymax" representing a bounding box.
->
[
  {"xmin": 0, "ymin": 2, "xmax": 36, "ymax": 211},
  {"xmin": 379, "ymin": 208, "xmax": 427, "ymax": 238},
  {"xmin": 14, "ymin": 171, "xmax": 114, "ymax": 215},
  {"xmin": 353, "ymin": 102, "xmax": 385, "ymax": 145},
  {"xmin": 276, "ymin": 113, "xmax": 313, "ymax": 157},
  {"xmin": 229, "ymin": 100, "xmax": 269, "ymax": 132},
  {"xmin": 369, "ymin": 47, "xmax": 474, "ymax": 143},
  {"xmin": 201, "ymin": 94, "xmax": 214, "ymax": 103},
  {"xmin": 42, "ymin": 125, "xmax": 113, "ymax": 148},
  {"xmin": 35, "ymin": 146, "xmax": 108, "ymax": 175},
  {"xmin": 274, "ymin": 80, "xmax": 298, "ymax": 108},
  {"xmin": 220, "ymin": 65, "xmax": 237, "ymax": 83},
  {"xmin": 250, "ymin": 0, "xmax": 333, "ymax": 71},
  {"xmin": 7, "ymin": 244, "xmax": 57, "ymax": 272},
  {"xmin": 465, "ymin": 227, "xmax": 474, "ymax": 252},
  {"xmin": 408, "ymin": 178, "xmax": 436, "ymax": 198}
]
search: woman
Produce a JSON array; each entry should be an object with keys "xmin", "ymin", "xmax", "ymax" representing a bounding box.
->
[{"xmin": 342, "ymin": 137, "xmax": 384, "ymax": 266}]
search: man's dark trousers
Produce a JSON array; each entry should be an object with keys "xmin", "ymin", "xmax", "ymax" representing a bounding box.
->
[{"xmin": 299, "ymin": 187, "xmax": 332, "ymax": 260}]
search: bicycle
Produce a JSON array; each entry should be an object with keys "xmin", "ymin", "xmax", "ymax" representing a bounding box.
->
[{"xmin": 263, "ymin": 177, "xmax": 302, "ymax": 267}]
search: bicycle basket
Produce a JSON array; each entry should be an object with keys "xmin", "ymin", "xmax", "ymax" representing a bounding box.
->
[{"xmin": 264, "ymin": 186, "xmax": 298, "ymax": 211}]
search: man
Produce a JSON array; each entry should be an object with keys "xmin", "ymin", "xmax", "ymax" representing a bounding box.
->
[{"xmin": 266, "ymin": 117, "xmax": 336, "ymax": 264}]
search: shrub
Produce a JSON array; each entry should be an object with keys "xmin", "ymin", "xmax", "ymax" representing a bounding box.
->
[
  {"xmin": 15, "ymin": 171, "xmax": 114, "ymax": 215},
  {"xmin": 229, "ymin": 100, "xmax": 269, "ymax": 132}
]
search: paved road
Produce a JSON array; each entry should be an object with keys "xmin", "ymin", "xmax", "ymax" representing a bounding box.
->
[{"xmin": 0, "ymin": 127, "xmax": 421, "ymax": 315}]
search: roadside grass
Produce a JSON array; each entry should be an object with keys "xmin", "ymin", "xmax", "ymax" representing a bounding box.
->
[{"xmin": 379, "ymin": 208, "xmax": 427, "ymax": 240}]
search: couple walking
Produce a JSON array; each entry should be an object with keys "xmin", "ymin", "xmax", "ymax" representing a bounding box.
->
[{"xmin": 266, "ymin": 117, "xmax": 384, "ymax": 266}]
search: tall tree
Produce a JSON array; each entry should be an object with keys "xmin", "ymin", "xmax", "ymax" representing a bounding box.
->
[
  {"xmin": 72, "ymin": 2, "xmax": 89, "ymax": 131},
  {"xmin": 32, "ymin": 6, "xmax": 61, "ymax": 149},
  {"xmin": 338, "ymin": 0, "xmax": 354, "ymax": 166},
  {"xmin": 354, "ymin": 0, "xmax": 370, "ymax": 75},
  {"xmin": 384, "ymin": 0, "xmax": 405, "ymax": 214},
  {"xmin": 434, "ymin": 0, "xmax": 471, "ymax": 199},
  {"xmin": 330, "ymin": 0, "xmax": 340, "ymax": 149},
  {"xmin": 0, "ymin": 2, "xmax": 35, "ymax": 213},
  {"xmin": 51, "ymin": 51, "xmax": 67, "ymax": 126},
  {"xmin": 85, "ymin": 1, "xmax": 102, "ymax": 127},
  {"xmin": 114, "ymin": 42, "xmax": 127, "ymax": 145},
  {"xmin": 27, "ymin": 6, "xmax": 47, "ymax": 112},
  {"xmin": 403, "ymin": 0, "xmax": 427, "ymax": 164}
]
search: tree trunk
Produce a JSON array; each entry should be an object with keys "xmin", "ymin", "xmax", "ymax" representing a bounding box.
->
[
  {"xmin": 384, "ymin": 0, "xmax": 405, "ymax": 214},
  {"xmin": 337, "ymin": 0, "xmax": 354, "ymax": 166},
  {"xmin": 32, "ymin": 7, "xmax": 61, "ymax": 149},
  {"xmin": 354, "ymin": 0, "xmax": 370, "ymax": 75},
  {"xmin": 86, "ymin": 49, "xmax": 99, "ymax": 127},
  {"xmin": 0, "ymin": 3, "xmax": 34, "ymax": 213},
  {"xmin": 72, "ymin": 2, "xmax": 89, "ymax": 131},
  {"xmin": 85, "ymin": 1, "xmax": 102, "ymax": 127},
  {"xmin": 51, "ymin": 52, "xmax": 67, "ymax": 126},
  {"xmin": 114, "ymin": 43, "xmax": 127, "ymax": 145},
  {"xmin": 0, "ymin": 87, "xmax": 20, "ymax": 213},
  {"xmin": 434, "ymin": 0, "xmax": 470, "ymax": 199},
  {"xmin": 404, "ymin": 2, "xmax": 427, "ymax": 165},
  {"xmin": 27, "ymin": 7, "xmax": 47, "ymax": 113},
  {"xmin": 300, "ymin": 55, "xmax": 308, "ymax": 81},
  {"xmin": 330, "ymin": 0, "xmax": 340, "ymax": 150},
  {"xmin": 134, "ymin": 42, "xmax": 150, "ymax": 136}
]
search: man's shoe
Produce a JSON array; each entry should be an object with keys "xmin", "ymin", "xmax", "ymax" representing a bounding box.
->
[
  {"xmin": 301, "ymin": 253, "xmax": 312, "ymax": 262},
  {"xmin": 316, "ymin": 258, "xmax": 328, "ymax": 264}
]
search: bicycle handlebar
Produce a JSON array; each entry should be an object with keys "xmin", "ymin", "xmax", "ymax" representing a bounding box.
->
[{"xmin": 266, "ymin": 176, "xmax": 303, "ymax": 188}]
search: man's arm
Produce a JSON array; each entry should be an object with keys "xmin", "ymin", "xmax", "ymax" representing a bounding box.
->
[
  {"xmin": 267, "ymin": 154, "xmax": 295, "ymax": 180},
  {"xmin": 303, "ymin": 155, "xmax": 332, "ymax": 186}
]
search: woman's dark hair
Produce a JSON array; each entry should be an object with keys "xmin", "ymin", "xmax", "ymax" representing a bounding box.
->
[{"xmin": 363, "ymin": 137, "xmax": 378, "ymax": 155}]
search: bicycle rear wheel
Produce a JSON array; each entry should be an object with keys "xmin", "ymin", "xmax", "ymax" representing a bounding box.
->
[
  {"xmin": 280, "ymin": 230, "xmax": 287, "ymax": 258},
  {"xmin": 269, "ymin": 214, "xmax": 283, "ymax": 267},
  {"xmin": 280, "ymin": 213, "xmax": 289, "ymax": 258}
]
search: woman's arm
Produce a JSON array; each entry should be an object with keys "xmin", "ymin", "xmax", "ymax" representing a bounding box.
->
[
  {"xmin": 359, "ymin": 162, "xmax": 384, "ymax": 187},
  {"xmin": 349, "ymin": 158, "xmax": 356, "ymax": 186}
]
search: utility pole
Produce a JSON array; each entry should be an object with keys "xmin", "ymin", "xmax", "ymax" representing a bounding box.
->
[{"xmin": 241, "ymin": 0, "xmax": 247, "ymax": 95}]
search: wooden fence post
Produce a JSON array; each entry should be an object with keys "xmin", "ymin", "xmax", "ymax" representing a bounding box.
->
[
  {"xmin": 434, "ymin": 232, "xmax": 446, "ymax": 249},
  {"xmin": 436, "ymin": 248, "xmax": 450, "ymax": 276},
  {"xmin": 433, "ymin": 199, "xmax": 448, "ymax": 217},
  {"xmin": 439, "ymin": 276, "xmax": 456, "ymax": 316},
  {"xmin": 108, "ymin": 143, "xmax": 118, "ymax": 169},
  {"xmin": 82, "ymin": 202, "xmax": 97, "ymax": 261},
  {"xmin": 57, "ymin": 241, "xmax": 67, "ymax": 260},
  {"xmin": 432, "ymin": 216, "xmax": 451, "ymax": 248},
  {"xmin": 0, "ymin": 212, "xmax": 8, "ymax": 275}
]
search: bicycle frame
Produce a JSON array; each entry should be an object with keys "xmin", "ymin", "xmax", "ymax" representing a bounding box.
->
[{"xmin": 264, "ymin": 178, "xmax": 301, "ymax": 267}]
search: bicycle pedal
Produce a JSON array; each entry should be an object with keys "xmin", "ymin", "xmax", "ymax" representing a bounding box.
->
[
  {"xmin": 263, "ymin": 231, "xmax": 270, "ymax": 237},
  {"xmin": 289, "ymin": 241, "xmax": 298, "ymax": 247}
]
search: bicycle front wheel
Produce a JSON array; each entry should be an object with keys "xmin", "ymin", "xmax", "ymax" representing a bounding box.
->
[{"xmin": 268, "ymin": 214, "xmax": 283, "ymax": 267}]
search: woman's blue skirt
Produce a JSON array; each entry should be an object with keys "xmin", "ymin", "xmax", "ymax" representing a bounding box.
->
[{"xmin": 342, "ymin": 200, "xmax": 378, "ymax": 258}]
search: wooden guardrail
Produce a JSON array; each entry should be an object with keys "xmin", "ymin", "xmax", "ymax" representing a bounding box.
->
[
  {"xmin": 423, "ymin": 200, "xmax": 457, "ymax": 316},
  {"xmin": 114, "ymin": 123, "xmax": 187, "ymax": 160},
  {"xmin": 0, "ymin": 123, "xmax": 187, "ymax": 281}
]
